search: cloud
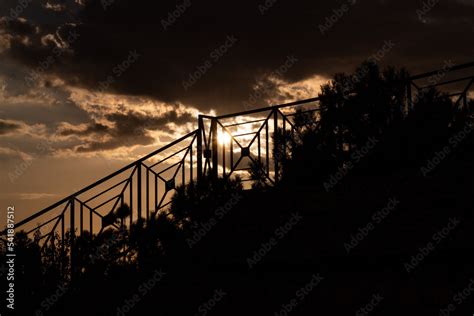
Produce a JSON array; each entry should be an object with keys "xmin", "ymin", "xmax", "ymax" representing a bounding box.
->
[
  {"xmin": 60, "ymin": 108, "xmax": 194, "ymax": 152},
  {"xmin": 0, "ymin": 146, "xmax": 33, "ymax": 161},
  {"xmin": 0, "ymin": 0, "xmax": 472, "ymax": 221},
  {"xmin": 0, "ymin": 17, "xmax": 37, "ymax": 36},
  {"xmin": 58, "ymin": 122, "xmax": 109, "ymax": 137},
  {"xmin": 16, "ymin": 193, "xmax": 59, "ymax": 200},
  {"xmin": 0, "ymin": 119, "xmax": 21, "ymax": 135},
  {"xmin": 0, "ymin": 0, "xmax": 472, "ymax": 159},
  {"xmin": 0, "ymin": 118, "xmax": 48, "ymax": 138},
  {"xmin": 43, "ymin": 2, "xmax": 67, "ymax": 12},
  {"xmin": 259, "ymin": 75, "xmax": 329, "ymax": 106},
  {"xmin": 0, "ymin": 192, "xmax": 60, "ymax": 201},
  {"xmin": 0, "ymin": 64, "xmax": 201, "ymax": 158},
  {"xmin": 0, "ymin": 0, "xmax": 472, "ymax": 115}
]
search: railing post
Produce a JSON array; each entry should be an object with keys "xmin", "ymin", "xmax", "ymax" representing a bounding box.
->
[
  {"xmin": 211, "ymin": 118, "xmax": 218, "ymax": 179},
  {"xmin": 197, "ymin": 116, "xmax": 203, "ymax": 181},
  {"xmin": 137, "ymin": 162, "xmax": 141, "ymax": 220},
  {"xmin": 273, "ymin": 109, "xmax": 279, "ymax": 182},
  {"xmin": 61, "ymin": 213, "xmax": 65, "ymax": 273},
  {"xmin": 70, "ymin": 198, "xmax": 75, "ymax": 279}
]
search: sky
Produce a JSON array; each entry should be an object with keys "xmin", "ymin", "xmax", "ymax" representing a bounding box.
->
[{"xmin": 0, "ymin": 0, "xmax": 473, "ymax": 220}]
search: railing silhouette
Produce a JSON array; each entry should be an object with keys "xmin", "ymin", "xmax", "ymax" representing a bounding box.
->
[
  {"xmin": 0, "ymin": 97, "xmax": 323, "ymax": 274},
  {"xmin": 198, "ymin": 97, "xmax": 321, "ymax": 183},
  {"xmin": 1, "ymin": 62, "xmax": 473, "ymax": 275},
  {"xmin": 407, "ymin": 61, "xmax": 474, "ymax": 116}
]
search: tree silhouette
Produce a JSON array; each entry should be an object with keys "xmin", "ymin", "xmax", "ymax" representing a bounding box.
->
[
  {"xmin": 4, "ymin": 61, "xmax": 473, "ymax": 316},
  {"xmin": 248, "ymin": 159, "xmax": 270, "ymax": 190},
  {"xmin": 170, "ymin": 174, "xmax": 243, "ymax": 225}
]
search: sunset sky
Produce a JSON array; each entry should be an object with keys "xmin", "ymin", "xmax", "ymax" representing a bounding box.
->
[{"xmin": 1, "ymin": 0, "xmax": 473, "ymax": 220}]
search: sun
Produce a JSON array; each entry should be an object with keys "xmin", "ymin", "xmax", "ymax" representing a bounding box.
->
[{"xmin": 217, "ymin": 131, "xmax": 232, "ymax": 145}]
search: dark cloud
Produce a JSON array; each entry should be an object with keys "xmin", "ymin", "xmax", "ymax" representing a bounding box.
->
[
  {"xmin": 0, "ymin": 17, "xmax": 36, "ymax": 36},
  {"xmin": 59, "ymin": 122, "xmax": 109, "ymax": 137},
  {"xmin": 75, "ymin": 134, "xmax": 155, "ymax": 153},
  {"xmin": 1, "ymin": 0, "xmax": 473, "ymax": 115},
  {"xmin": 62, "ymin": 109, "xmax": 194, "ymax": 152},
  {"xmin": 105, "ymin": 110, "xmax": 192, "ymax": 136},
  {"xmin": 0, "ymin": 119, "xmax": 21, "ymax": 135}
]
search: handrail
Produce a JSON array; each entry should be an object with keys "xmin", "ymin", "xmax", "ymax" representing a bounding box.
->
[
  {"xmin": 410, "ymin": 61, "xmax": 474, "ymax": 80},
  {"xmin": 407, "ymin": 61, "xmax": 474, "ymax": 114},
  {"xmin": 22, "ymin": 95, "xmax": 320, "ymax": 235},
  {"xmin": 2, "ymin": 130, "xmax": 198, "ymax": 234},
  {"xmin": 2, "ymin": 61, "xmax": 473, "ymax": 241},
  {"xmin": 200, "ymin": 97, "xmax": 321, "ymax": 120}
]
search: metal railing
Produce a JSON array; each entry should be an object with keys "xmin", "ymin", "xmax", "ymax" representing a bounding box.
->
[
  {"xmin": 1, "ymin": 62, "xmax": 473, "ymax": 274},
  {"xmin": 198, "ymin": 97, "xmax": 321, "ymax": 183},
  {"xmin": 0, "ymin": 96, "xmax": 323, "ymax": 274},
  {"xmin": 407, "ymin": 61, "xmax": 474, "ymax": 115}
]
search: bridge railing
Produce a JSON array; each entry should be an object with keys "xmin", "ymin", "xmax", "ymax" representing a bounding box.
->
[
  {"xmin": 407, "ymin": 61, "xmax": 474, "ymax": 115},
  {"xmin": 0, "ymin": 130, "xmax": 199, "ymax": 273},
  {"xmin": 198, "ymin": 97, "xmax": 322, "ymax": 184},
  {"xmin": 0, "ymin": 97, "xmax": 323, "ymax": 272},
  {"xmin": 2, "ymin": 61, "xmax": 473, "ymax": 273}
]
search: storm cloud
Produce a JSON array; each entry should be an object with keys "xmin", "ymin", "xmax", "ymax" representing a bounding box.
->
[{"xmin": 1, "ymin": 0, "xmax": 473, "ymax": 114}]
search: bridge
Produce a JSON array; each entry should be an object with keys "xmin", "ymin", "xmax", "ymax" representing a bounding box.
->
[{"xmin": 1, "ymin": 62, "xmax": 473, "ymax": 276}]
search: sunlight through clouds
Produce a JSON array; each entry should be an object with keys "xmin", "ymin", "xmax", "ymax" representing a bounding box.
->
[{"xmin": 265, "ymin": 75, "xmax": 329, "ymax": 105}]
